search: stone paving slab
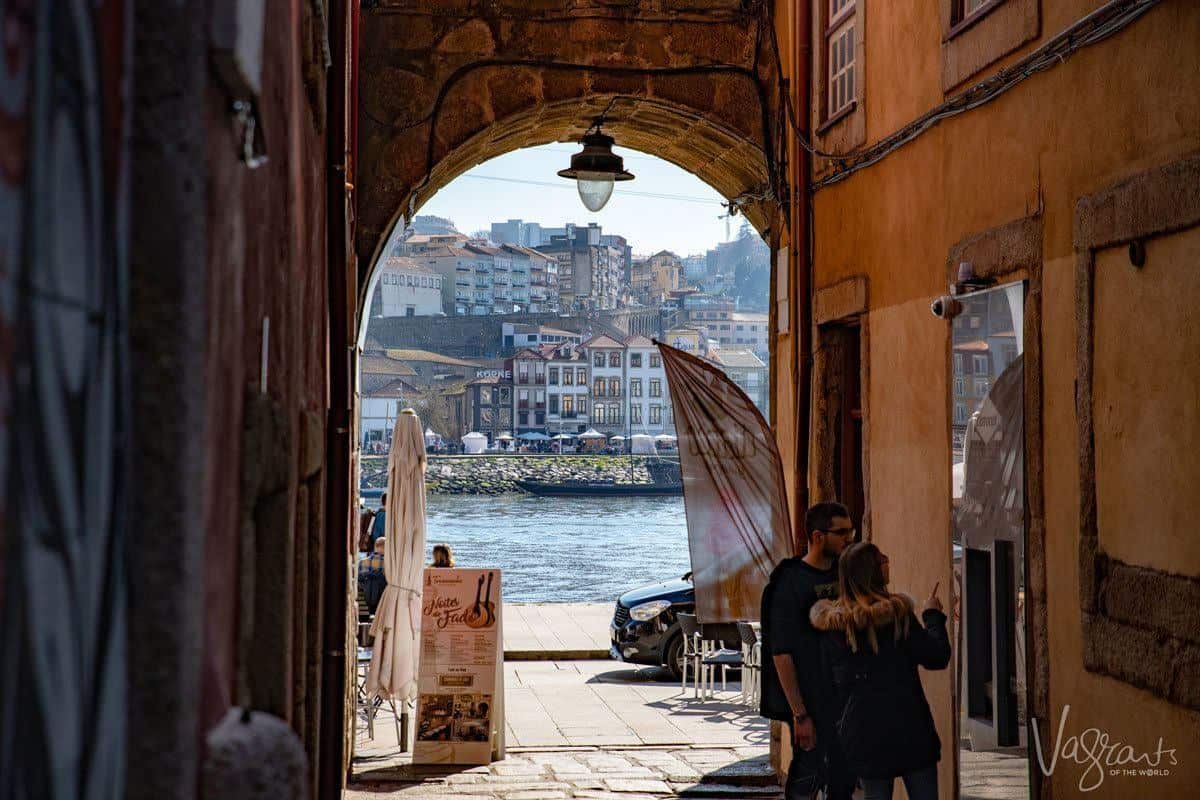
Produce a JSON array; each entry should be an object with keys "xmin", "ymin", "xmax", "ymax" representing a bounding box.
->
[
  {"xmin": 504, "ymin": 604, "xmax": 612, "ymax": 659},
  {"xmin": 347, "ymin": 747, "xmax": 783, "ymax": 799}
]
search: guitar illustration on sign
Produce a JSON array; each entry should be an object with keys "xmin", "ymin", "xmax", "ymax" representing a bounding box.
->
[
  {"xmin": 466, "ymin": 571, "xmax": 497, "ymax": 629},
  {"xmin": 464, "ymin": 574, "xmax": 486, "ymax": 627}
]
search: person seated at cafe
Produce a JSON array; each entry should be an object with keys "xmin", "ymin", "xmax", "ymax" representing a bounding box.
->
[
  {"xmin": 431, "ymin": 543, "xmax": 455, "ymax": 568},
  {"xmin": 358, "ymin": 537, "xmax": 387, "ymax": 616}
]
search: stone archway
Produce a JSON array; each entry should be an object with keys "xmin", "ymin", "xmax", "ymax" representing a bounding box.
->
[{"xmin": 356, "ymin": 1, "xmax": 788, "ymax": 293}]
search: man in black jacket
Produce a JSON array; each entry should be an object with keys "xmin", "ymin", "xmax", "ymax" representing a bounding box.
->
[{"xmin": 760, "ymin": 502, "xmax": 857, "ymax": 800}]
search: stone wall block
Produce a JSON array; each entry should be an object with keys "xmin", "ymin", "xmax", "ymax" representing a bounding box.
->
[
  {"xmin": 487, "ymin": 68, "xmax": 544, "ymax": 123},
  {"xmin": 649, "ymin": 74, "xmax": 716, "ymax": 115},
  {"xmin": 433, "ymin": 81, "xmax": 495, "ymax": 159},
  {"xmin": 590, "ymin": 72, "xmax": 650, "ymax": 98},
  {"xmin": 666, "ymin": 23, "xmax": 752, "ymax": 65},
  {"xmin": 243, "ymin": 389, "xmax": 291, "ymax": 498},
  {"xmin": 1085, "ymin": 614, "xmax": 1178, "ymax": 701},
  {"xmin": 1168, "ymin": 644, "xmax": 1200, "ymax": 710},
  {"xmin": 299, "ymin": 409, "xmax": 325, "ymax": 481},
  {"xmin": 291, "ymin": 484, "xmax": 310, "ymax": 738},
  {"xmin": 303, "ymin": 479, "xmax": 326, "ymax": 796},
  {"xmin": 362, "ymin": 67, "xmax": 434, "ymax": 129},
  {"xmin": 1102, "ymin": 561, "xmax": 1200, "ymax": 645},
  {"xmin": 435, "ymin": 19, "xmax": 496, "ymax": 57},
  {"xmin": 380, "ymin": 123, "xmax": 431, "ymax": 186},
  {"xmin": 567, "ymin": 18, "xmax": 629, "ymax": 47},
  {"xmin": 712, "ymin": 76, "xmax": 763, "ymax": 142},
  {"xmin": 250, "ymin": 489, "xmax": 295, "ymax": 720}
]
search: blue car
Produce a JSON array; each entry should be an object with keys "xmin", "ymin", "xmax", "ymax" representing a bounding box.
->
[{"xmin": 610, "ymin": 571, "xmax": 695, "ymax": 678}]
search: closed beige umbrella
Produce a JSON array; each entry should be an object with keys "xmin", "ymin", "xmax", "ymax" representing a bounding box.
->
[{"xmin": 366, "ymin": 408, "xmax": 426, "ymax": 701}]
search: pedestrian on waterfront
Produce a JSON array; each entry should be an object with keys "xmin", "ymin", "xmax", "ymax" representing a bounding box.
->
[
  {"xmin": 810, "ymin": 543, "xmax": 951, "ymax": 800},
  {"xmin": 431, "ymin": 543, "xmax": 455, "ymax": 568},
  {"xmin": 760, "ymin": 501, "xmax": 857, "ymax": 800},
  {"xmin": 358, "ymin": 536, "xmax": 388, "ymax": 616},
  {"xmin": 358, "ymin": 500, "xmax": 376, "ymax": 553},
  {"xmin": 368, "ymin": 492, "xmax": 387, "ymax": 548}
]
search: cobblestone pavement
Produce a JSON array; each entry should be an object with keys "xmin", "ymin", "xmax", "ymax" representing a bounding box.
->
[
  {"xmin": 960, "ymin": 749, "xmax": 1030, "ymax": 800},
  {"xmin": 348, "ymin": 746, "xmax": 783, "ymax": 799}
]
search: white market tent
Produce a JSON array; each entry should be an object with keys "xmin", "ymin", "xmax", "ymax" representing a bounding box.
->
[
  {"xmin": 519, "ymin": 432, "xmax": 551, "ymax": 441},
  {"xmin": 609, "ymin": 435, "xmax": 626, "ymax": 442},
  {"xmin": 654, "ymin": 433, "xmax": 677, "ymax": 442},
  {"xmin": 496, "ymin": 432, "xmax": 514, "ymax": 441},
  {"xmin": 630, "ymin": 433, "xmax": 656, "ymax": 454},
  {"xmin": 551, "ymin": 433, "xmax": 575, "ymax": 440},
  {"xmin": 424, "ymin": 427, "xmax": 441, "ymax": 447},
  {"xmin": 578, "ymin": 428, "xmax": 606, "ymax": 439},
  {"xmin": 461, "ymin": 431, "xmax": 487, "ymax": 454}
]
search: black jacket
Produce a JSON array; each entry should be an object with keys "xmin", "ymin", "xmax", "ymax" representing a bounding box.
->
[
  {"xmin": 759, "ymin": 557, "xmax": 840, "ymax": 723},
  {"xmin": 810, "ymin": 595, "xmax": 951, "ymax": 779}
]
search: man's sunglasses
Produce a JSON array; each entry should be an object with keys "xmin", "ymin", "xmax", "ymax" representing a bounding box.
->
[{"xmin": 819, "ymin": 526, "xmax": 857, "ymax": 538}]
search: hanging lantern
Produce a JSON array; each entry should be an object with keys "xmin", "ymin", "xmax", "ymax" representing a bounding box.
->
[{"xmin": 556, "ymin": 129, "xmax": 635, "ymax": 212}]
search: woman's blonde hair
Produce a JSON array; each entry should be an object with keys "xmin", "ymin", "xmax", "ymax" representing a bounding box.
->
[
  {"xmin": 834, "ymin": 542, "xmax": 911, "ymax": 653},
  {"xmin": 431, "ymin": 543, "xmax": 454, "ymax": 568}
]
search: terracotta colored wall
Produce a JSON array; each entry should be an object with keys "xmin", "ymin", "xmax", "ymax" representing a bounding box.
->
[{"xmin": 804, "ymin": 1, "xmax": 1200, "ymax": 797}]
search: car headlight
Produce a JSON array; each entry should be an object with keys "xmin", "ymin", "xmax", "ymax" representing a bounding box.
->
[{"xmin": 629, "ymin": 599, "xmax": 671, "ymax": 622}]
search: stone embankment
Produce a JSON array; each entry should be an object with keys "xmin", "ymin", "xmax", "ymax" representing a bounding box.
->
[{"xmin": 361, "ymin": 454, "xmax": 664, "ymax": 495}]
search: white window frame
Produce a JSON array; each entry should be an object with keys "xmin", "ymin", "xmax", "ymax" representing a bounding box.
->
[{"xmin": 826, "ymin": 1, "xmax": 857, "ymax": 119}]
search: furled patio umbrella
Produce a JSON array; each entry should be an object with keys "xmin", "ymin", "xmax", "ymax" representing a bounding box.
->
[{"xmin": 366, "ymin": 408, "xmax": 426, "ymax": 702}]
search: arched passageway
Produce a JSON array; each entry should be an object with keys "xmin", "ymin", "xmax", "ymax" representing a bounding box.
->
[{"xmin": 354, "ymin": 1, "xmax": 791, "ymax": 296}]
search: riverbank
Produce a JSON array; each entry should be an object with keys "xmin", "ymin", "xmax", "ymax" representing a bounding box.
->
[{"xmin": 361, "ymin": 454, "xmax": 671, "ymax": 494}]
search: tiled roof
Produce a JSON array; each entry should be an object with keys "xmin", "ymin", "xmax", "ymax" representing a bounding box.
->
[
  {"xmin": 361, "ymin": 355, "xmax": 418, "ymax": 376},
  {"xmin": 621, "ymin": 334, "xmax": 656, "ymax": 347},
  {"xmin": 362, "ymin": 376, "xmax": 418, "ymax": 398},
  {"xmin": 384, "ymin": 349, "xmax": 482, "ymax": 367},
  {"xmin": 707, "ymin": 348, "xmax": 766, "ymax": 368},
  {"xmin": 580, "ymin": 333, "xmax": 625, "ymax": 349},
  {"xmin": 381, "ymin": 256, "xmax": 438, "ymax": 274}
]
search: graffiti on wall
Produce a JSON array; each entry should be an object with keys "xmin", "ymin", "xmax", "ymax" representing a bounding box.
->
[{"xmin": 0, "ymin": 1, "xmax": 130, "ymax": 798}]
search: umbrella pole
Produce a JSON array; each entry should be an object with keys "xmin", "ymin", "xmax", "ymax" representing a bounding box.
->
[{"xmin": 400, "ymin": 701, "xmax": 410, "ymax": 751}]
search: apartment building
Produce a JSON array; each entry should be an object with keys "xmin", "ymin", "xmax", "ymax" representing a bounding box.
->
[
  {"xmin": 510, "ymin": 347, "xmax": 547, "ymax": 434},
  {"xmin": 368, "ymin": 256, "xmax": 444, "ymax": 317},
  {"xmin": 623, "ymin": 334, "xmax": 673, "ymax": 436},
  {"xmin": 544, "ymin": 343, "xmax": 590, "ymax": 437},
  {"xmin": 410, "ymin": 245, "xmax": 492, "ymax": 315}
]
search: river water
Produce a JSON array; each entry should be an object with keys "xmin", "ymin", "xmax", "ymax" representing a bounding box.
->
[{"xmin": 421, "ymin": 493, "xmax": 690, "ymax": 603}]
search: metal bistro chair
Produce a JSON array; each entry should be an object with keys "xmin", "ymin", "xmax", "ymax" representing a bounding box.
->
[
  {"xmin": 677, "ymin": 613, "xmax": 705, "ymax": 698},
  {"xmin": 736, "ymin": 622, "xmax": 761, "ymax": 707},
  {"xmin": 698, "ymin": 622, "xmax": 744, "ymax": 700}
]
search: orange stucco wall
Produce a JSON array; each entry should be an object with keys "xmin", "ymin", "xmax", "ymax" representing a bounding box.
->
[{"xmin": 801, "ymin": 1, "xmax": 1200, "ymax": 797}]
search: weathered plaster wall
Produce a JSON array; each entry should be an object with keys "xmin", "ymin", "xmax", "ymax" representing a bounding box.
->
[{"xmin": 807, "ymin": 1, "xmax": 1200, "ymax": 797}]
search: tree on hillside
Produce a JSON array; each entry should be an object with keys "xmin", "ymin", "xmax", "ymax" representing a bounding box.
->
[
  {"xmin": 406, "ymin": 383, "xmax": 461, "ymax": 442},
  {"xmin": 727, "ymin": 221, "xmax": 770, "ymax": 309}
]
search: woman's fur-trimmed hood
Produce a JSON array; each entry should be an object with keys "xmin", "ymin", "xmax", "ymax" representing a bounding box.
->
[{"xmin": 811, "ymin": 594, "xmax": 915, "ymax": 653}]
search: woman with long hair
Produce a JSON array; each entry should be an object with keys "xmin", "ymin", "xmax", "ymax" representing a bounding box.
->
[
  {"xmin": 430, "ymin": 543, "xmax": 455, "ymax": 568},
  {"xmin": 810, "ymin": 542, "xmax": 951, "ymax": 800}
]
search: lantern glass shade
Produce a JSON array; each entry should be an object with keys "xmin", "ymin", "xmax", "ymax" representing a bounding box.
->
[
  {"xmin": 557, "ymin": 131, "xmax": 634, "ymax": 211},
  {"xmin": 576, "ymin": 171, "xmax": 615, "ymax": 212}
]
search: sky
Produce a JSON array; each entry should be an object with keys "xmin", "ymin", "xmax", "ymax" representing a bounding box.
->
[{"xmin": 416, "ymin": 143, "xmax": 734, "ymax": 257}]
